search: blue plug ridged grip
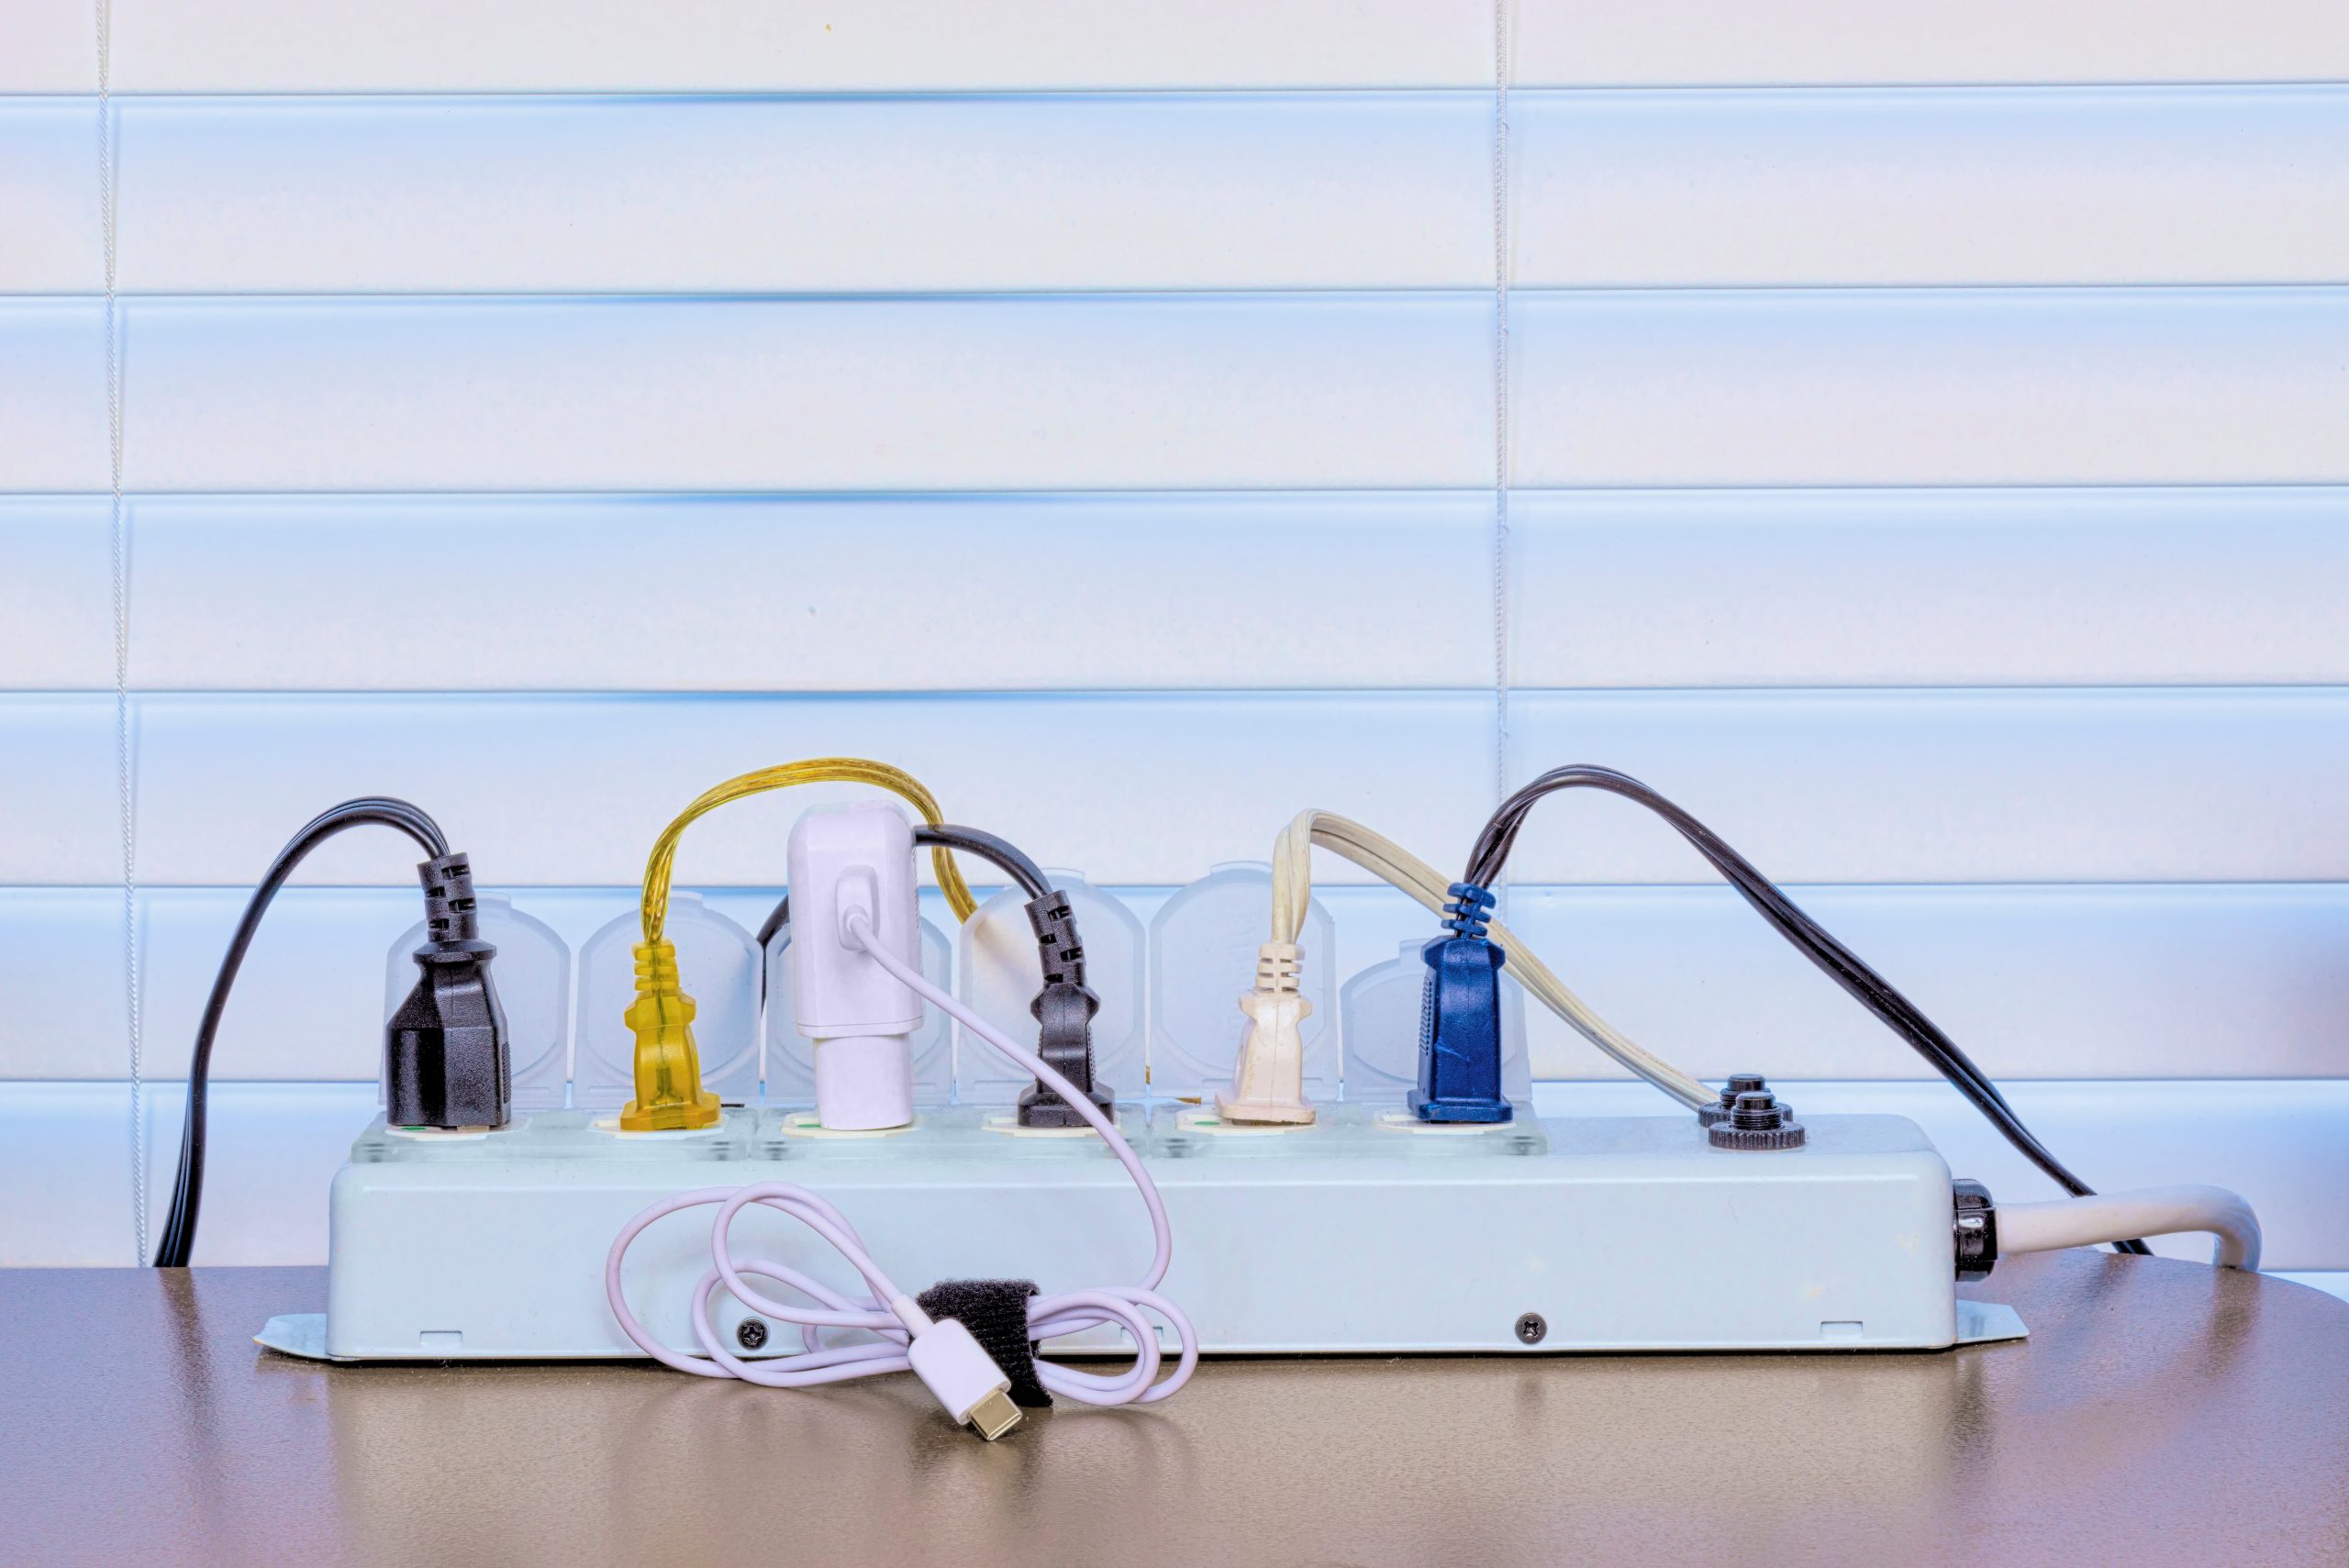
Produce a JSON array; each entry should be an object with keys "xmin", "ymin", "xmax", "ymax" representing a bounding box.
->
[{"xmin": 1409, "ymin": 883, "xmax": 1511, "ymax": 1124}]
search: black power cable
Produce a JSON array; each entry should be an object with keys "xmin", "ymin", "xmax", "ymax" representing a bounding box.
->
[
  {"xmin": 153, "ymin": 797, "xmax": 468, "ymax": 1268},
  {"xmin": 1465, "ymin": 765, "xmax": 2150, "ymax": 1255},
  {"xmin": 911, "ymin": 824, "xmax": 1052, "ymax": 902},
  {"xmin": 752, "ymin": 822, "xmax": 1051, "ymax": 985},
  {"xmin": 907, "ymin": 827, "xmax": 1104, "ymax": 1128}
]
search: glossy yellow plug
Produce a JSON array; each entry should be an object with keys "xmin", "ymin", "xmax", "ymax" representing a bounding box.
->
[
  {"xmin": 618, "ymin": 938, "xmax": 722, "ymax": 1131},
  {"xmin": 623, "ymin": 760, "xmax": 974, "ymax": 1135}
]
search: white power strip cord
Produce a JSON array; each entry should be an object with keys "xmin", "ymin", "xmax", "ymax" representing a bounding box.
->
[
  {"xmin": 1271, "ymin": 808, "xmax": 1713, "ymax": 1108},
  {"xmin": 606, "ymin": 907, "xmax": 1196, "ymax": 1434},
  {"xmin": 1998, "ymin": 1185, "xmax": 2262, "ymax": 1271}
]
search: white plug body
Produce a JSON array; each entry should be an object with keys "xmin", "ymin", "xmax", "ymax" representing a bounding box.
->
[
  {"xmin": 787, "ymin": 802, "xmax": 920, "ymax": 1129},
  {"xmin": 1216, "ymin": 940, "xmax": 1317, "ymax": 1124}
]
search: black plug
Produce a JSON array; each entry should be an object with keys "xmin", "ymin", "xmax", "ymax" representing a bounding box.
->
[
  {"xmin": 386, "ymin": 851, "xmax": 512, "ymax": 1129},
  {"xmin": 1015, "ymin": 888, "xmax": 1113, "ymax": 1129}
]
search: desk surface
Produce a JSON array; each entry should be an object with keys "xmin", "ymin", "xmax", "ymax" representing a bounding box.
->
[{"xmin": 3, "ymin": 1256, "xmax": 2344, "ymax": 1567}]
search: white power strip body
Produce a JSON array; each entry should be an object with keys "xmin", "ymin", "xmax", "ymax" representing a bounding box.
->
[{"xmin": 317, "ymin": 1105, "xmax": 2013, "ymax": 1361}]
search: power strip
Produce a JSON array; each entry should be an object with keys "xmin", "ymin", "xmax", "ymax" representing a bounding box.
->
[{"xmin": 271, "ymin": 1103, "xmax": 2024, "ymax": 1361}]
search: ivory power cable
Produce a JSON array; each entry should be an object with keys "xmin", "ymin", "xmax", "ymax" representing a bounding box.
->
[{"xmin": 1269, "ymin": 807, "xmax": 1714, "ymax": 1108}]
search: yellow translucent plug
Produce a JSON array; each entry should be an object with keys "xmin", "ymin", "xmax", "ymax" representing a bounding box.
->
[
  {"xmin": 622, "ymin": 759, "xmax": 975, "ymax": 1135},
  {"xmin": 618, "ymin": 938, "xmax": 722, "ymax": 1131}
]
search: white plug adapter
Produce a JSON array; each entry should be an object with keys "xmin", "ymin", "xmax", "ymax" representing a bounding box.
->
[
  {"xmin": 1216, "ymin": 940, "xmax": 1317, "ymax": 1124},
  {"xmin": 786, "ymin": 801, "xmax": 922, "ymax": 1129}
]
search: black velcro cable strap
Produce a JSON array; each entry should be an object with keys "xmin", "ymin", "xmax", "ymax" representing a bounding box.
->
[{"xmin": 917, "ymin": 1278, "xmax": 1051, "ymax": 1408}]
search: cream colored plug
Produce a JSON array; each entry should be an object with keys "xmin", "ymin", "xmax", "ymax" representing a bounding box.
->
[{"xmin": 1215, "ymin": 940, "xmax": 1316, "ymax": 1124}]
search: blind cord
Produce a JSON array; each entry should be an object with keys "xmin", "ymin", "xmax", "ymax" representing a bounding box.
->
[
  {"xmin": 92, "ymin": 0, "xmax": 143, "ymax": 1266},
  {"xmin": 1490, "ymin": 0, "xmax": 1515, "ymax": 835}
]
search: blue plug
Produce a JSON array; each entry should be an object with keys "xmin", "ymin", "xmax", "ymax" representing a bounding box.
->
[{"xmin": 1410, "ymin": 882, "xmax": 1511, "ymax": 1124}]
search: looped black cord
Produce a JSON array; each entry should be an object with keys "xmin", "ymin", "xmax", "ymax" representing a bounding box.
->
[
  {"xmin": 755, "ymin": 822, "xmax": 1052, "ymax": 966},
  {"xmin": 911, "ymin": 824, "xmax": 1052, "ymax": 903},
  {"xmin": 152, "ymin": 798, "xmax": 449, "ymax": 1267},
  {"xmin": 1468, "ymin": 765, "xmax": 2148, "ymax": 1253}
]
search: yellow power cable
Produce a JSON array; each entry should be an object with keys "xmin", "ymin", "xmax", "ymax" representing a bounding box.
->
[{"xmin": 620, "ymin": 758, "xmax": 975, "ymax": 1131}]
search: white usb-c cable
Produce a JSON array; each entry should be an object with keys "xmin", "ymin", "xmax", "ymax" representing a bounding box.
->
[{"xmin": 606, "ymin": 904, "xmax": 1196, "ymax": 1435}]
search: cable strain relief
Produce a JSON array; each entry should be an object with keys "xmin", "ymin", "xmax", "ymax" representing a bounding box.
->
[
  {"xmin": 1253, "ymin": 940, "xmax": 1304, "ymax": 993},
  {"xmin": 631, "ymin": 937, "xmax": 683, "ymax": 993},
  {"xmin": 624, "ymin": 938, "xmax": 698, "ymax": 1035},
  {"xmin": 1442, "ymin": 882, "xmax": 1496, "ymax": 940},
  {"xmin": 1952, "ymin": 1178, "xmax": 1998, "ymax": 1282},
  {"xmin": 417, "ymin": 851, "xmax": 484, "ymax": 943},
  {"xmin": 1023, "ymin": 887, "xmax": 1086, "ymax": 988}
]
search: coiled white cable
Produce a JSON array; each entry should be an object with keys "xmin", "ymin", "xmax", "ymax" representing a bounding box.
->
[
  {"xmin": 606, "ymin": 908, "xmax": 1197, "ymax": 1407},
  {"xmin": 1271, "ymin": 808, "xmax": 1712, "ymax": 1108}
]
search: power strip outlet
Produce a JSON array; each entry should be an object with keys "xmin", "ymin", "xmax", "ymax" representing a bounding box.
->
[{"xmin": 290, "ymin": 1104, "xmax": 2021, "ymax": 1361}]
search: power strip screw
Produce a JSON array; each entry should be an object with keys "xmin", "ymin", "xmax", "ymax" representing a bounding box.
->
[
  {"xmin": 736, "ymin": 1318, "xmax": 770, "ymax": 1351},
  {"xmin": 1515, "ymin": 1312, "xmax": 1547, "ymax": 1345}
]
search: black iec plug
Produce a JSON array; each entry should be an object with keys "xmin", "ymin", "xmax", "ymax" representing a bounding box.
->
[
  {"xmin": 385, "ymin": 851, "xmax": 513, "ymax": 1129},
  {"xmin": 1015, "ymin": 888, "xmax": 1114, "ymax": 1129}
]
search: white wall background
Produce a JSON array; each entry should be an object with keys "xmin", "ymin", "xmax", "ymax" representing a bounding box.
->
[{"xmin": 2, "ymin": 1, "xmax": 2345, "ymax": 1290}]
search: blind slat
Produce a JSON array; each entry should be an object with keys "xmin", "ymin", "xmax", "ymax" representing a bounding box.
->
[
  {"xmin": 108, "ymin": 95, "xmax": 1490, "ymax": 293},
  {"xmin": 0, "ymin": 102, "xmax": 100, "ymax": 290},
  {"xmin": 52, "ymin": 0, "xmax": 2349, "ymax": 94},
  {"xmin": 63, "ymin": 89, "xmax": 2349, "ymax": 294},
  {"xmin": 0, "ymin": 302, "xmax": 108, "ymax": 490},
  {"xmin": 1520, "ymin": 0, "xmax": 2349, "ymax": 88},
  {"xmin": 1516, "ymin": 86, "xmax": 2349, "ymax": 286},
  {"xmin": 112, "ymin": 494, "xmax": 1495, "ymax": 693},
  {"xmin": 0, "ymin": 1, "xmax": 93, "ymax": 94},
  {"xmin": 1518, "ymin": 288, "xmax": 2349, "ymax": 486},
  {"xmin": 115, "ymin": 296, "xmax": 1493, "ymax": 491},
  {"xmin": 1515, "ymin": 487, "xmax": 2349, "ymax": 688},
  {"xmin": 0, "ymin": 698, "xmax": 117, "ymax": 884},
  {"xmin": 0, "ymin": 499, "xmax": 113, "ymax": 688},
  {"xmin": 12, "ymin": 488, "xmax": 2335, "ymax": 695},
  {"xmin": 95, "ymin": 0, "xmax": 1489, "ymax": 95},
  {"xmin": 0, "ymin": 688, "xmax": 2329, "ymax": 887},
  {"xmin": 48, "ymin": 291, "xmax": 2349, "ymax": 492}
]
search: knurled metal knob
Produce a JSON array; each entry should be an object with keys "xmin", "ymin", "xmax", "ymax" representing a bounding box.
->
[
  {"xmin": 1707, "ymin": 1090, "xmax": 1807, "ymax": 1151},
  {"xmin": 1698, "ymin": 1073, "xmax": 1792, "ymax": 1130}
]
